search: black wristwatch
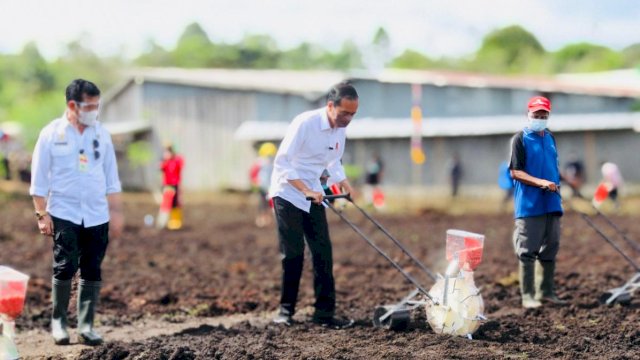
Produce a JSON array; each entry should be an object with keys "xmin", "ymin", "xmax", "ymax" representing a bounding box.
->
[{"xmin": 35, "ymin": 210, "xmax": 48, "ymax": 220}]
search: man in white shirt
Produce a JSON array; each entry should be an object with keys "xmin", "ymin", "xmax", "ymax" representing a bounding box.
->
[
  {"xmin": 30, "ymin": 79, "xmax": 124, "ymax": 346},
  {"xmin": 269, "ymin": 82, "xmax": 357, "ymax": 329}
]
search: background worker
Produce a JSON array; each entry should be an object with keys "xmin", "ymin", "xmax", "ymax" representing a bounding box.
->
[
  {"xmin": 269, "ymin": 82, "xmax": 358, "ymax": 329},
  {"xmin": 30, "ymin": 79, "xmax": 123, "ymax": 345},
  {"xmin": 597, "ymin": 161, "xmax": 624, "ymax": 210},
  {"xmin": 255, "ymin": 142, "xmax": 276, "ymax": 227},
  {"xmin": 562, "ymin": 153, "xmax": 585, "ymax": 198},
  {"xmin": 157, "ymin": 144, "xmax": 184, "ymax": 230},
  {"xmin": 498, "ymin": 160, "xmax": 514, "ymax": 210},
  {"xmin": 449, "ymin": 153, "xmax": 463, "ymax": 198},
  {"xmin": 509, "ymin": 95, "xmax": 566, "ymax": 309},
  {"xmin": 363, "ymin": 154, "xmax": 384, "ymax": 208}
]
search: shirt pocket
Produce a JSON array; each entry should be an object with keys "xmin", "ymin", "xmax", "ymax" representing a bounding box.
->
[
  {"xmin": 301, "ymin": 137, "xmax": 331, "ymax": 164},
  {"xmin": 50, "ymin": 142, "xmax": 76, "ymax": 169}
]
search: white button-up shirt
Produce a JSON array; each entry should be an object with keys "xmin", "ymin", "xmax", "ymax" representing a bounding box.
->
[
  {"xmin": 269, "ymin": 107, "xmax": 347, "ymax": 212},
  {"xmin": 29, "ymin": 113, "xmax": 122, "ymax": 227}
]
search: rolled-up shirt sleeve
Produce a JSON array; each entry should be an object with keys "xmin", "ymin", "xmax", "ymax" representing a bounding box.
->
[
  {"xmin": 103, "ymin": 135, "xmax": 122, "ymax": 194},
  {"xmin": 274, "ymin": 118, "xmax": 307, "ymax": 181},
  {"xmin": 29, "ymin": 129, "xmax": 51, "ymax": 197}
]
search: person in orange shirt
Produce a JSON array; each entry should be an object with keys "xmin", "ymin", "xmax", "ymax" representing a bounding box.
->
[{"xmin": 157, "ymin": 144, "xmax": 184, "ymax": 230}]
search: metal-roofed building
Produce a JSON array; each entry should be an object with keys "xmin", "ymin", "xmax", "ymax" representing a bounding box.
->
[
  {"xmin": 101, "ymin": 67, "xmax": 640, "ymax": 191},
  {"xmin": 237, "ymin": 113, "xmax": 640, "ymax": 189},
  {"xmin": 101, "ymin": 68, "xmax": 344, "ymax": 190}
]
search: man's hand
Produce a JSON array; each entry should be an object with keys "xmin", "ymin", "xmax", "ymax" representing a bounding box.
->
[
  {"xmin": 110, "ymin": 209, "xmax": 124, "ymax": 240},
  {"xmin": 38, "ymin": 215, "xmax": 54, "ymax": 237},
  {"xmin": 540, "ymin": 180, "xmax": 558, "ymax": 192},
  {"xmin": 304, "ymin": 189, "xmax": 325, "ymax": 204}
]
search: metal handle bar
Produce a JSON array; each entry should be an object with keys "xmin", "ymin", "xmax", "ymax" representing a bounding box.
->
[
  {"xmin": 594, "ymin": 208, "xmax": 640, "ymax": 253},
  {"xmin": 323, "ymin": 200, "xmax": 435, "ymax": 302},
  {"xmin": 580, "ymin": 213, "xmax": 640, "ymax": 272},
  {"xmin": 563, "ymin": 194, "xmax": 640, "ymax": 263},
  {"xmin": 306, "ymin": 193, "xmax": 351, "ymax": 201},
  {"xmin": 555, "ymin": 192, "xmax": 640, "ymax": 271},
  {"xmin": 346, "ymin": 200, "xmax": 437, "ymax": 281}
]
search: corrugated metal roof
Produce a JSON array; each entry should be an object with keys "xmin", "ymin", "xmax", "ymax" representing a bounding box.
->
[
  {"xmin": 110, "ymin": 68, "xmax": 640, "ymax": 102},
  {"xmin": 556, "ymin": 69, "xmax": 640, "ymax": 89},
  {"xmin": 102, "ymin": 120, "xmax": 151, "ymax": 136},
  {"xmin": 234, "ymin": 112, "xmax": 640, "ymax": 141},
  {"xmin": 354, "ymin": 69, "xmax": 640, "ymax": 98},
  {"xmin": 129, "ymin": 67, "xmax": 345, "ymax": 100}
]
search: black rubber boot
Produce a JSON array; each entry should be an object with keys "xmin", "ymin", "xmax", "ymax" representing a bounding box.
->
[
  {"xmin": 520, "ymin": 260, "xmax": 542, "ymax": 308},
  {"xmin": 77, "ymin": 280, "xmax": 103, "ymax": 346},
  {"xmin": 51, "ymin": 278, "xmax": 72, "ymax": 345},
  {"xmin": 536, "ymin": 260, "xmax": 568, "ymax": 305}
]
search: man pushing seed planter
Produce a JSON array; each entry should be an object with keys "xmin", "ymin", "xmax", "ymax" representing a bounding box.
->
[
  {"xmin": 268, "ymin": 82, "xmax": 357, "ymax": 329},
  {"xmin": 509, "ymin": 96, "xmax": 567, "ymax": 308}
]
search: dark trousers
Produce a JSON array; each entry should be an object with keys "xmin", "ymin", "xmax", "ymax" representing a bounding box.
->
[
  {"xmin": 51, "ymin": 216, "xmax": 109, "ymax": 281},
  {"xmin": 273, "ymin": 196, "xmax": 335, "ymax": 318}
]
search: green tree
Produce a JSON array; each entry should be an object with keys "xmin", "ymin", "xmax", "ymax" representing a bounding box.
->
[
  {"xmin": 278, "ymin": 42, "xmax": 325, "ymax": 69},
  {"xmin": 18, "ymin": 42, "xmax": 56, "ymax": 92},
  {"xmin": 471, "ymin": 25, "xmax": 546, "ymax": 73},
  {"xmin": 322, "ymin": 41, "xmax": 363, "ymax": 70},
  {"xmin": 373, "ymin": 27, "xmax": 390, "ymax": 47},
  {"xmin": 172, "ymin": 22, "xmax": 215, "ymax": 68},
  {"xmin": 622, "ymin": 43, "xmax": 640, "ymax": 67},
  {"xmin": 552, "ymin": 43, "xmax": 624, "ymax": 72},
  {"xmin": 135, "ymin": 39, "xmax": 173, "ymax": 67},
  {"xmin": 52, "ymin": 35, "xmax": 124, "ymax": 91},
  {"xmin": 236, "ymin": 35, "xmax": 280, "ymax": 68},
  {"xmin": 370, "ymin": 27, "xmax": 392, "ymax": 70},
  {"xmin": 390, "ymin": 49, "xmax": 434, "ymax": 69}
]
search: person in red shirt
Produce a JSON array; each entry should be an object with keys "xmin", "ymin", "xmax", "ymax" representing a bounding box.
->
[{"xmin": 157, "ymin": 144, "xmax": 184, "ymax": 229}]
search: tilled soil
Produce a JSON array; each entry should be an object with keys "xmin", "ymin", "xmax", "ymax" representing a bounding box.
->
[{"xmin": 1, "ymin": 191, "xmax": 639, "ymax": 359}]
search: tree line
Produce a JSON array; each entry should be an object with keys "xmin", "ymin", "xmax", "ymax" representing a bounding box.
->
[{"xmin": 0, "ymin": 23, "xmax": 638, "ymax": 145}]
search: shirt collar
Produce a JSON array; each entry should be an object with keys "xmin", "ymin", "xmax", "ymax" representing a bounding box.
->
[
  {"xmin": 54, "ymin": 112, "xmax": 74, "ymax": 133},
  {"xmin": 320, "ymin": 107, "xmax": 333, "ymax": 131}
]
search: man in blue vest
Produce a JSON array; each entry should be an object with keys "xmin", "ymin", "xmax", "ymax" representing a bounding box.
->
[{"xmin": 509, "ymin": 96, "xmax": 566, "ymax": 308}]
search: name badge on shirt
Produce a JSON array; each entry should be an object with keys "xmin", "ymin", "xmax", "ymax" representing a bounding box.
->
[{"xmin": 79, "ymin": 153, "xmax": 88, "ymax": 172}]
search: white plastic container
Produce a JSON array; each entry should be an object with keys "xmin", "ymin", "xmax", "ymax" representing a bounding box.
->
[
  {"xmin": 0, "ymin": 266, "xmax": 29, "ymax": 360},
  {"xmin": 445, "ymin": 230, "xmax": 485, "ymax": 272}
]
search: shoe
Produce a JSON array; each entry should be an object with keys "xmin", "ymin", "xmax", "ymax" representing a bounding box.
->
[
  {"xmin": 272, "ymin": 313, "xmax": 294, "ymax": 326},
  {"xmin": 312, "ymin": 316, "xmax": 354, "ymax": 330}
]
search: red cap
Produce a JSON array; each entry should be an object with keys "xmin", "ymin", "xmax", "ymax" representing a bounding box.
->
[{"xmin": 527, "ymin": 96, "xmax": 551, "ymax": 113}]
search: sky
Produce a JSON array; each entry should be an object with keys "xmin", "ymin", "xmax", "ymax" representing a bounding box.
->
[{"xmin": 1, "ymin": 0, "xmax": 639, "ymax": 60}]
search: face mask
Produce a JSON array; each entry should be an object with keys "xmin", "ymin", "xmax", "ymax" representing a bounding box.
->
[
  {"xmin": 78, "ymin": 110, "xmax": 99, "ymax": 127},
  {"xmin": 528, "ymin": 116, "xmax": 547, "ymax": 132}
]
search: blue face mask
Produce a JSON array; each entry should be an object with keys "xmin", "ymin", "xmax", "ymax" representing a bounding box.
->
[{"xmin": 528, "ymin": 117, "xmax": 547, "ymax": 132}]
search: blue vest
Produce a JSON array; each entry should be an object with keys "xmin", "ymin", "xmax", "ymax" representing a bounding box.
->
[{"xmin": 513, "ymin": 128, "xmax": 563, "ymax": 218}]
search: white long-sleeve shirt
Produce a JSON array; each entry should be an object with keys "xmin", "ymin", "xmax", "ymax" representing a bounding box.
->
[
  {"xmin": 29, "ymin": 113, "xmax": 122, "ymax": 227},
  {"xmin": 269, "ymin": 107, "xmax": 347, "ymax": 212}
]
